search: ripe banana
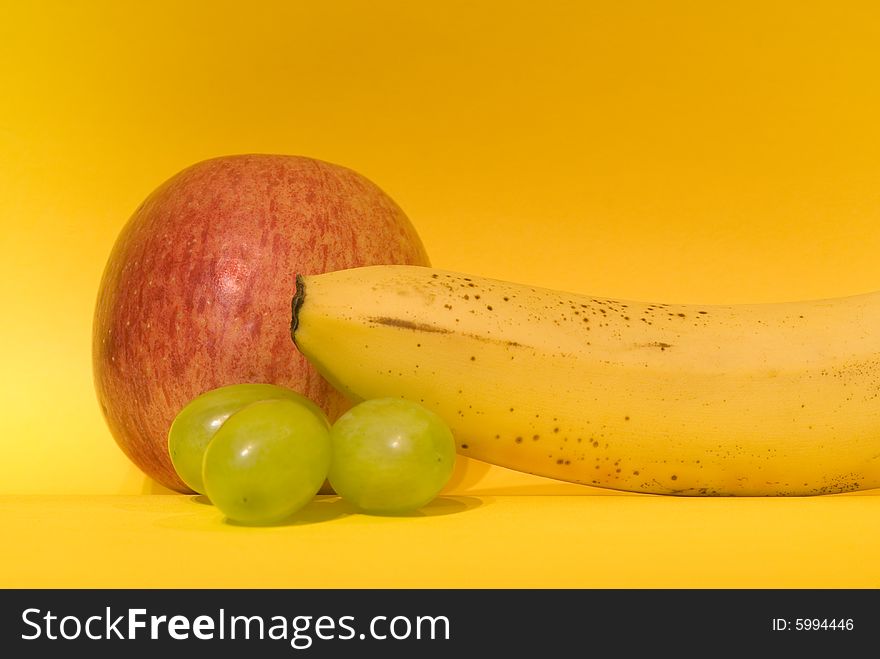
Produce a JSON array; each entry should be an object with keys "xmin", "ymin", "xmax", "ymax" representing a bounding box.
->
[{"xmin": 290, "ymin": 265, "xmax": 880, "ymax": 496}]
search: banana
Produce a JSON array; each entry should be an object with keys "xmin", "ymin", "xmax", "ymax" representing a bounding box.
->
[{"xmin": 290, "ymin": 265, "xmax": 880, "ymax": 496}]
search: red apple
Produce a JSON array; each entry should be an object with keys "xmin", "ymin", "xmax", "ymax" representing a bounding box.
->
[{"xmin": 93, "ymin": 154, "xmax": 430, "ymax": 492}]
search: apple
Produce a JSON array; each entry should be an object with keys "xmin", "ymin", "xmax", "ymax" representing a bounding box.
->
[{"xmin": 93, "ymin": 154, "xmax": 430, "ymax": 492}]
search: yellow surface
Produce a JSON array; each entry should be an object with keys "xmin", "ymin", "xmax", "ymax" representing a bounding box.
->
[
  {"xmin": 3, "ymin": 493, "xmax": 879, "ymax": 588},
  {"xmin": 2, "ymin": 2, "xmax": 880, "ymax": 587}
]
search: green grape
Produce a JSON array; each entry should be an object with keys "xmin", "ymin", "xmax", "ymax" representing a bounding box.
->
[
  {"xmin": 202, "ymin": 398, "xmax": 331, "ymax": 524},
  {"xmin": 168, "ymin": 383, "xmax": 323, "ymax": 494},
  {"xmin": 328, "ymin": 397, "xmax": 456, "ymax": 514}
]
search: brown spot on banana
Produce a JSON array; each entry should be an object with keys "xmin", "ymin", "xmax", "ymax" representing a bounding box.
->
[{"xmin": 370, "ymin": 317, "xmax": 452, "ymax": 334}]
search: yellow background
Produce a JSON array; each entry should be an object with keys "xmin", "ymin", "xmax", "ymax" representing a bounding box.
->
[{"xmin": 2, "ymin": 1, "xmax": 879, "ymax": 587}]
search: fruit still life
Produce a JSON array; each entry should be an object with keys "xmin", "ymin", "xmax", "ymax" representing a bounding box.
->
[{"xmin": 94, "ymin": 154, "xmax": 880, "ymax": 523}]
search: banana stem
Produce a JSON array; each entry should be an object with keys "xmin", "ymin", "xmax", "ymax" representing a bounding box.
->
[{"xmin": 290, "ymin": 274, "xmax": 306, "ymax": 347}]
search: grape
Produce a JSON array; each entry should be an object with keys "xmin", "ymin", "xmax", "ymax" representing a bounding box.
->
[
  {"xmin": 202, "ymin": 398, "xmax": 331, "ymax": 524},
  {"xmin": 328, "ymin": 397, "xmax": 456, "ymax": 514},
  {"xmin": 168, "ymin": 383, "xmax": 323, "ymax": 494}
]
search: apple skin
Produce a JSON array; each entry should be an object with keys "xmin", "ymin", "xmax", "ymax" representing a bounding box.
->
[{"xmin": 93, "ymin": 154, "xmax": 430, "ymax": 492}]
